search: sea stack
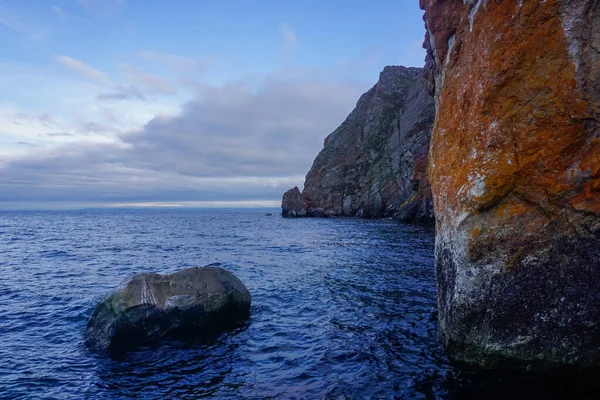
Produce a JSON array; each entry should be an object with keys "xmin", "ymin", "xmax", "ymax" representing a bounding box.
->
[
  {"xmin": 282, "ymin": 66, "xmax": 435, "ymax": 222},
  {"xmin": 421, "ymin": 0, "xmax": 600, "ymax": 368}
]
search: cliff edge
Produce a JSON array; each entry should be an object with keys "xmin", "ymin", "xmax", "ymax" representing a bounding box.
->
[{"xmin": 282, "ymin": 65, "xmax": 435, "ymax": 222}]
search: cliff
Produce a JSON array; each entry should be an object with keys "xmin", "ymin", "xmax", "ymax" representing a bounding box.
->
[
  {"xmin": 421, "ymin": 0, "xmax": 600, "ymax": 368},
  {"xmin": 282, "ymin": 66, "xmax": 435, "ymax": 222}
]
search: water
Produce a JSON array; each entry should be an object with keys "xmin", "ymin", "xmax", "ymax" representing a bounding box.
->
[{"xmin": 1, "ymin": 209, "xmax": 598, "ymax": 399}]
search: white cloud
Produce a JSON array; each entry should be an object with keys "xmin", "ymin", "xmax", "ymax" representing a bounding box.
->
[
  {"xmin": 54, "ymin": 55, "xmax": 113, "ymax": 85},
  {"xmin": 280, "ymin": 23, "xmax": 298, "ymax": 53},
  {"xmin": 0, "ymin": 6, "xmax": 45, "ymax": 40},
  {"xmin": 78, "ymin": 0, "xmax": 125, "ymax": 8},
  {"xmin": 51, "ymin": 5, "xmax": 89, "ymax": 24},
  {"xmin": 120, "ymin": 64, "xmax": 177, "ymax": 95},
  {"xmin": 139, "ymin": 50, "xmax": 212, "ymax": 73},
  {"xmin": 97, "ymin": 85, "xmax": 147, "ymax": 101},
  {"xmin": 0, "ymin": 70, "xmax": 366, "ymax": 205}
]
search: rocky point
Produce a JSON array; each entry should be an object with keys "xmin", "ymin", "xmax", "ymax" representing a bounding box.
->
[{"xmin": 282, "ymin": 65, "xmax": 435, "ymax": 222}]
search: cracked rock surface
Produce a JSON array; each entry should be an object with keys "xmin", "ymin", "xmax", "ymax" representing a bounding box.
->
[{"xmin": 421, "ymin": 0, "xmax": 600, "ymax": 369}]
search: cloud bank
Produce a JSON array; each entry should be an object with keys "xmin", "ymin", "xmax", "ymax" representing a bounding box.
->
[{"xmin": 1, "ymin": 71, "xmax": 365, "ymax": 207}]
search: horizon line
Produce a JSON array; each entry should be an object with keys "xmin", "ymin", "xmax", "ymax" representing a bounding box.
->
[{"xmin": 0, "ymin": 200, "xmax": 281, "ymax": 211}]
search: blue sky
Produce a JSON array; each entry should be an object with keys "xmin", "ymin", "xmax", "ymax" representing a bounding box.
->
[{"xmin": 0, "ymin": 0, "xmax": 426, "ymax": 209}]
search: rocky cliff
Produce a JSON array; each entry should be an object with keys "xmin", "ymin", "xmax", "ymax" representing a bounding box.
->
[
  {"xmin": 282, "ymin": 66, "xmax": 435, "ymax": 222},
  {"xmin": 421, "ymin": 0, "xmax": 600, "ymax": 368}
]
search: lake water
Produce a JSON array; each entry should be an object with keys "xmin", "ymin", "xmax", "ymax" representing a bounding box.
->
[{"xmin": 1, "ymin": 209, "xmax": 598, "ymax": 399}]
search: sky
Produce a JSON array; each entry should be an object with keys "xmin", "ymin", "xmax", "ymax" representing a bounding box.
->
[{"xmin": 0, "ymin": 0, "xmax": 427, "ymax": 209}]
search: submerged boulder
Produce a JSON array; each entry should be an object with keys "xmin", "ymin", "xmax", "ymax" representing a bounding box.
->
[
  {"xmin": 422, "ymin": 0, "xmax": 600, "ymax": 368},
  {"xmin": 84, "ymin": 266, "xmax": 251, "ymax": 352}
]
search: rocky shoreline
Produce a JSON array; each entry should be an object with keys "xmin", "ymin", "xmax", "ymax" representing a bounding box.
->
[{"xmin": 282, "ymin": 0, "xmax": 600, "ymax": 371}]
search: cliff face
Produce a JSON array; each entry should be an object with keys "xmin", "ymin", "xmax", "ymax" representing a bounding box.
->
[
  {"xmin": 282, "ymin": 66, "xmax": 435, "ymax": 222},
  {"xmin": 422, "ymin": 0, "xmax": 600, "ymax": 368}
]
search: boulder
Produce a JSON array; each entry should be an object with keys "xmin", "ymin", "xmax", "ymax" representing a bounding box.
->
[
  {"xmin": 421, "ymin": 0, "xmax": 600, "ymax": 368},
  {"xmin": 84, "ymin": 266, "xmax": 251, "ymax": 352},
  {"xmin": 310, "ymin": 208, "xmax": 327, "ymax": 218}
]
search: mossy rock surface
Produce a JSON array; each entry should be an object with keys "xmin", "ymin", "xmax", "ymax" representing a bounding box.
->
[{"xmin": 84, "ymin": 266, "xmax": 251, "ymax": 353}]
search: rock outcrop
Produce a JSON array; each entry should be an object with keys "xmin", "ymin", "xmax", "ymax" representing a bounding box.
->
[
  {"xmin": 85, "ymin": 266, "xmax": 251, "ymax": 352},
  {"xmin": 281, "ymin": 66, "xmax": 435, "ymax": 222},
  {"xmin": 421, "ymin": 0, "xmax": 600, "ymax": 368},
  {"xmin": 282, "ymin": 186, "xmax": 307, "ymax": 218}
]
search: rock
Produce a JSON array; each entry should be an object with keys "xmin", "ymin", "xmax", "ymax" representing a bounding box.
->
[
  {"xmin": 281, "ymin": 186, "xmax": 307, "ymax": 218},
  {"xmin": 281, "ymin": 65, "xmax": 435, "ymax": 222},
  {"xmin": 422, "ymin": 0, "xmax": 600, "ymax": 368},
  {"xmin": 84, "ymin": 266, "xmax": 251, "ymax": 352},
  {"xmin": 310, "ymin": 208, "xmax": 327, "ymax": 218}
]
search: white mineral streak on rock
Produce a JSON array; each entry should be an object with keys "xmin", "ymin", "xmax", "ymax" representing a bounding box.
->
[
  {"xmin": 446, "ymin": 34, "xmax": 456, "ymax": 65},
  {"xmin": 559, "ymin": 0, "xmax": 587, "ymax": 73},
  {"xmin": 467, "ymin": 0, "xmax": 487, "ymax": 32},
  {"xmin": 140, "ymin": 276, "xmax": 158, "ymax": 307}
]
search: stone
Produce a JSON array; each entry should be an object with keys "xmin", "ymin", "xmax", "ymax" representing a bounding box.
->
[
  {"xmin": 84, "ymin": 266, "xmax": 251, "ymax": 352},
  {"xmin": 310, "ymin": 208, "xmax": 327, "ymax": 218},
  {"xmin": 421, "ymin": 0, "xmax": 600, "ymax": 369},
  {"xmin": 281, "ymin": 65, "xmax": 435, "ymax": 222},
  {"xmin": 281, "ymin": 186, "xmax": 307, "ymax": 218}
]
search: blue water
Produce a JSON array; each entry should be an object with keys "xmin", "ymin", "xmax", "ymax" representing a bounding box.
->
[{"xmin": 1, "ymin": 209, "xmax": 598, "ymax": 399}]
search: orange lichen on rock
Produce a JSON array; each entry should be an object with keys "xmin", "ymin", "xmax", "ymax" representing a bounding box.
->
[
  {"xmin": 429, "ymin": 0, "xmax": 591, "ymax": 225},
  {"xmin": 422, "ymin": 0, "xmax": 600, "ymax": 368}
]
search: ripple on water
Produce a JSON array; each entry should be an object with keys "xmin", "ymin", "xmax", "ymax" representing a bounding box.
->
[{"xmin": 1, "ymin": 210, "xmax": 600, "ymax": 399}]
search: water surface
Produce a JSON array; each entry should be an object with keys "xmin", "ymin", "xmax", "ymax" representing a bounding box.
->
[{"xmin": 0, "ymin": 210, "xmax": 597, "ymax": 399}]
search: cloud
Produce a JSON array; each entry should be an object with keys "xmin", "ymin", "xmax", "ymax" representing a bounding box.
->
[
  {"xmin": 77, "ymin": 121, "xmax": 121, "ymax": 136},
  {"xmin": 51, "ymin": 5, "xmax": 89, "ymax": 24},
  {"xmin": 78, "ymin": 0, "xmax": 125, "ymax": 9},
  {"xmin": 54, "ymin": 55, "xmax": 112, "ymax": 85},
  {"xmin": 279, "ymin": 24, "xmax": 299, "ymax": 65},
  {"xmin": 0, "ymin": 6, "xmax": 45, "ymax": 40},
  {"xmin": 97, "ymin": 85, "xmax": 147, "ymax": 101},
  {"xmin": 118, "ymin": 77, "xmax": 361, "ymax": 177},
  {"xmin": 120, "ymin": 65, "xmax": 177, "ymax": 95},
  {"xmin": 0, "ymin": 71, "xmax": 366, "ymax": 205},
  {"xmin": 139, "ymin": 50, "xmax": 212, "ymax": 73},
  {"xmin": 51, "ymin": 5, "xmax": 68, "ymax": 19},
  {"xmin": 8, "ymin": 112, "xmax": 59, "ymax": 128},
  {"xmin": 45, "ymin": 132, "xmax": 75, "ymax": 137},
  {"xmin": 54, "ymin": 58, "xmax": 179, "ymax": 100},
  {"xmin": 280, "ymin": 23, "xmax": 298, "ymax": 51}
]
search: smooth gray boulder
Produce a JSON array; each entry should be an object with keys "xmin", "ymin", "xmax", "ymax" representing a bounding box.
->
[{"xmin": 84, "ymin": 266, "xmax": 251, "ymax": 352}]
